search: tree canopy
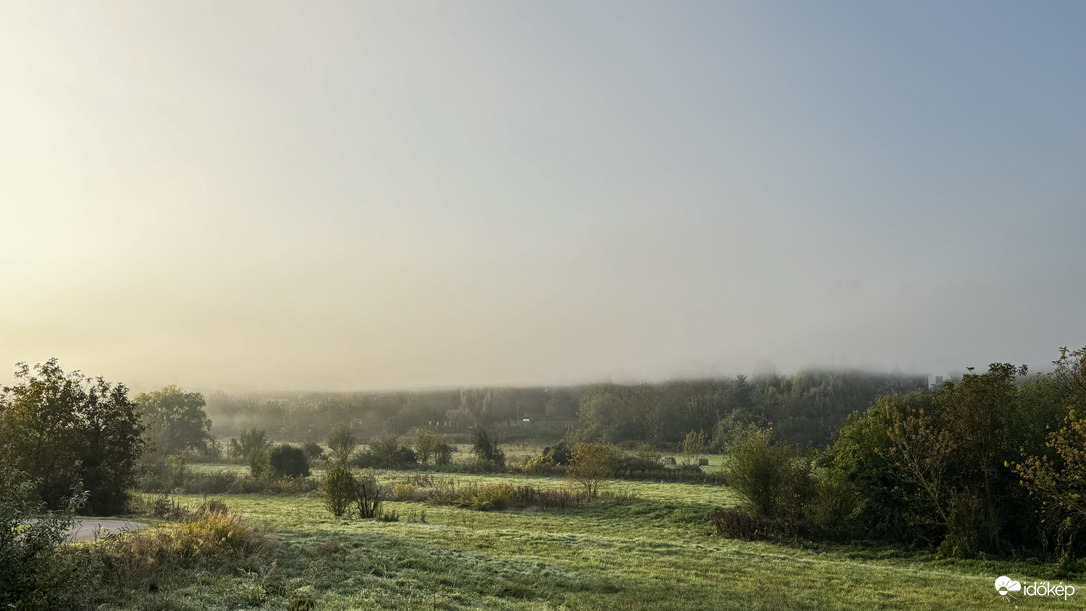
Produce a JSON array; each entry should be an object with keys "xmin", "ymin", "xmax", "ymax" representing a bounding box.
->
[
  {"xmin": 0, "ymin": 359, "xmax": 144, "ymax": 515},
  {"xmin": 135, "ymin": 385, "xmax": 214, "ymax": 459}
]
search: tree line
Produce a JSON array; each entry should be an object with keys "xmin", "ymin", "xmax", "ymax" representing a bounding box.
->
[
  {"xmin": 718, "ymin": 347, "xmax": 1086, "ymax": 560},
  {"xmin": 197, "ymin": 370, "xmax": 927, "ymax": 450}
]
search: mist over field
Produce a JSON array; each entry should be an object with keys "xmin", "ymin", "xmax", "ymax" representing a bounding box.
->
[{"xmin": 2, "ymin": 1, "xmax": 1085, "ymax": 393}]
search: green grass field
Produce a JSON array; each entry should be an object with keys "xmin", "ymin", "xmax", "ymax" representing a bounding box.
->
[{"xmin": 107, "ymin": 468, "xmax": 1086, "ymax": 611}]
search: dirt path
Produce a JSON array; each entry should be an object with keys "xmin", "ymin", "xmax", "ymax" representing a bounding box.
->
[{"xmin": 64, "ymin": 519, "xmax": 149, "ymax": 542}]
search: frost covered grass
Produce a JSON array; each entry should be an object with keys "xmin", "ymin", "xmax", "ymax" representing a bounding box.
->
[{"xmin": 101, "ymin": 473, "xmax": 1083, "ymax": 610}]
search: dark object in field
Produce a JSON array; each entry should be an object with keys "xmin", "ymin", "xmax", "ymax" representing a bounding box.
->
[
  {"xmin": 269, "ymin": 445, "xmax": 311, "ymax": 478},
  {"xmin": 663, "ymin": 457, "xmax": 676, "ymax": 466},
  {"xmin": 698, "ymin": 458, "xmax": 709, "ymax": 466}
]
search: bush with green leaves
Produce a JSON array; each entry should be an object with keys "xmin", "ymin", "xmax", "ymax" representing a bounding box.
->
[
  {"xmin": 413, "ymin": 426, "xmax": 445, "ymax": 464},
  {"xmin": 1014, "ymin": 349, "xmax": 1086, "ymax": 557},
  {"xmin": 433, "ymin": 442, "xmax": 453, "ymax": 466},
  {"xmin": 724, "ymin": 428, "xmax": 814, "ymax": 528},
  {"xmin": 325, "ymin": 424, "xmax": 357, "ymax": 467},
  {"xmin": 0, "ymin": 359, "xmax": 145, "ymax": 515},
  {"xmin": 321, "ymin": 466, "xmax": 356, "ymax": 518},
  {"xmin": 231, "ymin": 428, "xmax": 272, "ymax": 478},
  {"xmin": 355, "ymin": 435, "xmax": 417, "ymax": 469},
  {"xmin": 0, "ymin": 464, "xmax": 96, "ymax": 611},
  {"xmin": 710, "ymin": 410, "xmax": 760, "ymax": 453},
  {"xmin": 567, "ymin": 443, "xmax": 616, "ymax": 498},
  {"xmin": 135, "ymin": 386, "xmax": 215, "ymax": 462},
  {"xmin": 268, "ymin": 445, "xmax": 310, "ymax": 478},
  {"xmin": 542, "ymin": 440, "xmax": 573, "ymax": 465},
  {"xmin": 302, "ymin": 441, "xmax": 325, "ymax": 461},
  {"xmin": 471, "ymin": 427, "xmax": 505, "ymax": 469}
]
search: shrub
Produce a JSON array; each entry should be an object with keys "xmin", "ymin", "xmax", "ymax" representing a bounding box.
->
[
  {"xmin": 433, "ymin": 442, "xmax": 453, "ymax": 466},
  {"xmin": 725, "ymin": 428, "xmax": 814, "ymax": 525},
  {"xmin": 356, "ymin": 436, "xmax": 417, "ymax": 470},
  {"xmin": 413, "ymin": 426, "xmax": 445, "ymax": 464},
  {"xmin": 634, "ymin": 442, "xmax": 660, "ymax": 465},
  {"xmin": 543, "ymin": 440, "xmax": 573, "ymax": 465},
  {"xmin": 203, "ymin": 497, "xmax": 229, "ymax": 515},
  {"xmin": 523, "ymin": 455, "xmax": 560, "ymax": 475},
  {"xmin": 1016, "ymin": 402, "xmax": 1086, "ymax": 557},
  {"xmin": 568, "ymin": 443, "xmax": 615, "ymax": 498},
  {"xmin": 808, "ymin": 467, "xmax": 861, "ymax": 540},
  {"xmin": 680, "ymin": 430, "xmax": 708, "ymax": 464},
  {"xmin": 302, "ymin": 442, "xmax": 325, "ymax": 461},
  {"xmin": 230, "ymin": 429, "xmax": 271, "ymax": 475},
  {"xmin": 321, "ymin": 466, "xmax": 356, "ymax": 518},
  {"xmin": 268, "ymin": 445, "xmax": 310, "ymax": 478},
  {"xmin": 354, "ymin": 472, "xmax": 384, "ymax": 519},
  {"xmin": 471, "ymin": 427, "xmax": 505, "ymax": 468},
  {"xmin": 172, "ymin": 503, "xmax": 268, "ymax": 564},
  {"xmin": 611, "ymin": 455, "xmax": 668, "ymax": 479},
  {"xmin": 0, "ymin": 465, "xmax": 97, "ymax": 611},
  {"xmin": 710, "ymin": 410, "xmax": 760, "ymax": 453},
  {"xmin": 325, "ymin": 424, "xmax": 356, "ymax": 467},
  {"xmin": 146, "ymin": 494, "xmax": 192, "ymax": 521}
]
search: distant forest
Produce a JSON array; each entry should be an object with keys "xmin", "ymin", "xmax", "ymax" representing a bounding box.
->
[{"xmin": 205, "ymin": 370, "xmax": 929, "ymax": 448}]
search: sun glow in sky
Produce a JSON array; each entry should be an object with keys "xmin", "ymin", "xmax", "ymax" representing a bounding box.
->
[{"xmin": 2, "ymin": 1, "xmax": 1084, "ymax": 391}]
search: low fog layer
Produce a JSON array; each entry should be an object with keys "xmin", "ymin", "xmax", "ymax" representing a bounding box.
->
[{"xmin": 2, "ymin": 2, "xmax": 1084, "ymax": 391}]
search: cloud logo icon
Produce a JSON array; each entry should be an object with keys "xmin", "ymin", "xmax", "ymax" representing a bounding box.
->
[{"xmin": 995, "ymin": 576, "xmax": 1021, "ymax": 596}]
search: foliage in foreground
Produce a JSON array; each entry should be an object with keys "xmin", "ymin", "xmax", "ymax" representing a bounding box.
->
[{"xmin": 0, "ymin": 464, "xmax": 95, "ymax": 611}]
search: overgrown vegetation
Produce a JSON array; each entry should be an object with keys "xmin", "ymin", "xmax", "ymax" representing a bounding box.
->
[
  {"xmin": 95, "ymin": 500, "xmax": 275, "ymax": 601},
  {"xmin": 0, "ymin": 464, "xmax": 94, "ymax": 611}
]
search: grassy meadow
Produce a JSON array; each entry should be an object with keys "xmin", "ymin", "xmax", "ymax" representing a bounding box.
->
[{"xmin": 100, "ymin": 467, "xmax": 1082, "ymax": 611}]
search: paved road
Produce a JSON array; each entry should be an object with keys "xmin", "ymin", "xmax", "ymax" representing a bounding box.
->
[{"xmin": 47, "ymin": 519, "xmax": 150, "ymax": 542}]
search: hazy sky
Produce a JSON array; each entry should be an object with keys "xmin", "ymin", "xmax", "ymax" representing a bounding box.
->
[{"xmin": 2, "ymin": 1, "xmax": 1084, "ymax": 391}]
